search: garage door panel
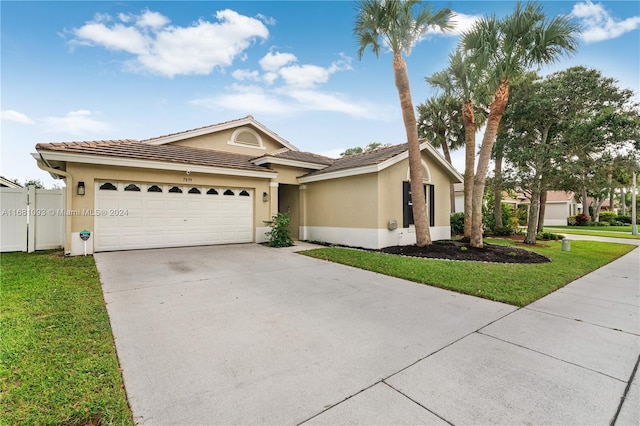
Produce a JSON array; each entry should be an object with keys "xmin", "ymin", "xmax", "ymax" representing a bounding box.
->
[{"xmin": 95, "ymin": 182, "xmax": 254, "ymax": 252}]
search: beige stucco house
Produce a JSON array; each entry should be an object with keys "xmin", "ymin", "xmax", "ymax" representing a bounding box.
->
[{"xmin": 33, "ymin": 116, "xmax": 463, "ymax": 255}]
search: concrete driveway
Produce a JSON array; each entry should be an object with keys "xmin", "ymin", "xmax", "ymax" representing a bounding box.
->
[{"xmin": 96, "ymin": 242, "xmax": 639, "ymax": 425}]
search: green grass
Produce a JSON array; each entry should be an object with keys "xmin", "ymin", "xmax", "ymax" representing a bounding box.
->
[
  {"xmin": 1, "ymin": 251, "xmax": 133, "ymax": 425},
  {"xmin": 301, "ymin": 239, "xmax": 636, "ymax": 307},
  {"xmin": 544, "ymin": 226, "xmax": 640, "ymax": 240}
]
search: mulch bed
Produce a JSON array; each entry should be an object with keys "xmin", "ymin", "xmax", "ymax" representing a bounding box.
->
[{"xmin": 380, "ymin": 239, "xmax": 551, "ymax": 264}]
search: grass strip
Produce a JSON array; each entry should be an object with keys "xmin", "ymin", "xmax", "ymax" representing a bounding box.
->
[
  {"xmin": 544, "ymin": 227, "xmax": 640, "ymax": 240},
  {"xmin": 0, "ymin": 251, "xmax": 133, "ymax": 425},
  {"xmin": 301, "ymin": 239, "xmax": 636, "ymax": 307}
]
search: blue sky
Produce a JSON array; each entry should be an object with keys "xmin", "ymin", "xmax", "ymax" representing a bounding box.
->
[{"xmin": 2, "ymin": 1, "xmax": 639, "ymax": 187}]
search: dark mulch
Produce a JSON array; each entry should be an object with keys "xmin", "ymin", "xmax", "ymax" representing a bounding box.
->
[{"xmin": 380, "ymin": 240, "xmax": 551, "ymax": 264}]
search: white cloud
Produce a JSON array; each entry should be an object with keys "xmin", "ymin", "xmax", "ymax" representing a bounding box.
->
[
  {"xmin": 259, "ymin": 51, "xmax": 297, "ymax": 72},
  {"xmin": 1, "ymin": 110, "xmax": 36, "ymax": 125},
  {"xmin": 232, "ymin": 69, "xmax": 261, "ymax": 81},
  {"xmin": 279, "ymin": 64, "xmax": 332, "ymax": 88},
  {"xmin": 445, "ymin": 12, "xmax": 482, "ymax": 36},
  {"xmin": 571, "ymin": 1, "xmax": 640, "ymax": 43},
  {"xmin": 71, "ymin": 9, "xmax": 269, "ymax": 77},
  {"xmin": 41, "ymin": 110, "xmax": 109, "ymax": 135},
  {"xmin": 136, "ymin": 10, "xmax": 170, "ymax": 28}
]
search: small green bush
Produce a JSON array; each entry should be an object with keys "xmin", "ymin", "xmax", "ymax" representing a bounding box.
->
[
  {"xmin": 537, "ymin": 232, "xmax": 565, "ymax": 240},
  {"xmin": 611, "ymin": 221, "xmax": 624, "ymax": 226},
  {"xmin": 264, "ymin": 212, "xmax": 294, "ymax": 247},
  {"xmin": 567, "ymin": 215, "xmax": 577, "ymax": 226},
  {"xmin": 599, "ymin": 211, "xmax": 617, "ymax": 223},
  {"xmin": 591, "ymin": 221, "xmax": 610, "ymax": 227},
  {"xmin": 450, "ymin": 212, "xmax": 464, "ymax": 235}
]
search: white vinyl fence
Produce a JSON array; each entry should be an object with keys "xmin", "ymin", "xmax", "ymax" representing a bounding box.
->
[{"xmin": 1, "ymin": 186, "xmax": 65, "ymax": 252}]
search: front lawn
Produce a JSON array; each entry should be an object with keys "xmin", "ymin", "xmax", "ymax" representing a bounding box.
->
[
  {"xmin": 301, "ymin": 239, "xmax": 635, "ymax": 307},
  {"xmin": 0, "ymin": 251, "xmax": 133, "ymax": 425}
]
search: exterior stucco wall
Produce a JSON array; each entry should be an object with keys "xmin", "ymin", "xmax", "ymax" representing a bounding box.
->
[
  {"xmin": 64, "ymin": 163, "xmax": 273, "ymax": 253},
  {"xmin": 269, "ymin": 164, "xmax": 308, "ymax": 184},
  {"xmin": 278, "ymin": 184, "xmax": 300, "ymax": 239},
  {"xmin": 171, "ymin": 127, "xmax": 284, "ymax": 155},
  {"xmin": 303, "ymin": 173, "xmax": 379, "ymax": 229}
]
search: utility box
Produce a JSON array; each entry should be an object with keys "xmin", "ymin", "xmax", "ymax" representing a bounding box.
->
[{"xmin": 562, "ymin": 239, "xmax": 571, "ymax": 252}]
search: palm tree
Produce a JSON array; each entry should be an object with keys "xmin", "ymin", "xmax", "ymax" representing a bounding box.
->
[
  {"xmin": 462, "ymin": 1, "xmax": 578, "ymax": 248},
  {"xmin": 354, "ymin": 0, "xmax": 453, "ymax": 246},
  {"xmin": 417, "ymin": 95, "xmax": 464, "ymax": 213},
  {"xmin": 427, "ymin": 48, "xmax": 488, "ymax": 238}
]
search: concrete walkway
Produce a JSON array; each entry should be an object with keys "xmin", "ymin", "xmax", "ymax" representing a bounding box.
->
[{"xmin": 96, "ymin": 237, "xmax": 639, "ymax": 425}]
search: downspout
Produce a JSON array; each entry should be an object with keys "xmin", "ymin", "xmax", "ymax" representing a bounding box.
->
[{"xmin": 35, "ymin": 153, "xmax": 73, "ymax": 255}]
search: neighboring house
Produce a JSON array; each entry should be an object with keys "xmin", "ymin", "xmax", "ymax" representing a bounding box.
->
[
  {"xmin": 33, "ymin": 116, "xmax": 463, "ymax": 255},
  {"xmin": 454, "ymin": 184, "xmax": 578, "ymax": 226},
  {"xmin": 0, "ymin": 176, "xmax": 22, "ymax": 188}
]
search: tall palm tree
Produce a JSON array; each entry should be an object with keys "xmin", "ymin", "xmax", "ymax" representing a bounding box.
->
[
  {"xmin": 462, "ymin": 1, "xmax": 578, "ymax": 248},
  {"xmin": 427, "ymin": 48, "xmax": 489, "ymax": 238},
  {"xmin": 355, "ymin": 0, "xmax": 453, "ymax": 247},
  {"xmin": 417, "ymin": 95, "xmax": 464, "ymax": 213}
]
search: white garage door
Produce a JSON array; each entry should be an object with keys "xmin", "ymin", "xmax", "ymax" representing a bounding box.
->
[{"xmin": 94, "ymin": 181, "xmax": 253, "ymax": 252}]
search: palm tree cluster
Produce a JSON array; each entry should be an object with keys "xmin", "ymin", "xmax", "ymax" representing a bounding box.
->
[{"xmin": 355, "ymin": 1, "xmax": 580, "ymax": 248}]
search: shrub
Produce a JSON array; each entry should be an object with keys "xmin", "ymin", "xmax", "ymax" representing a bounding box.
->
[
  {"xmin": 592, "ymin": 221, "xmax": 610, "ymax": 227},
  {"xmin": 450, "ymin": 212, "xmax": 464, "ymax": 235},
  {"xmin": 617, "ymin": 214, "xmax": 632, "ymax": 224},
  {"xmin": 537, "ymin": 232, "xmax": 565, "ymax": 240},
  {"xmin": 567, "ymin": 215, "xmax": 577, "ymax": 226},
  {"xmin": 599, "ymin": 211, "xmax": 617, "ymax": 223},
  {"xmin": 516, "ymin": 205, "xmax": 528, "ymax": 226},
  {"xmin": 611, "ymin": 221, "xmax": 624, "ymax": 226},
  {"xmin": 264, "ymin": 212, "xmax": 294, "ymax": 247},
  {"xmin": 575, "ymin": 213, "xmax": 590, "ymax": 226}
]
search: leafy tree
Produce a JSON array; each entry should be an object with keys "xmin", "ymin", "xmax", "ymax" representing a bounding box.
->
[
  {"xmin": 417, "ymin": 94, "xmax": 464, "ymax": 212},
  {"xmin": 355, "ymin": 0, "xmax": 453, "ymax": 246},
  {"xmin": 340, "ymin": 142, "xmax": 390, "ymax": 157},
  {"xmin": 23, "ymin": 179, "xmax": 45, "ymax": 188},
  {"xmin": 462, "ymin": 1, "xmax": 578, "ymax": 247}
]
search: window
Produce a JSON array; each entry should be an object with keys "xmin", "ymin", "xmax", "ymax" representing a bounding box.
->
[
  {"xmin": 239, "ymin": 190, "xmax": 250, "ymax": 197},
  {"xmin": 188, "ymin": 187, "xmax": 201, "ymax": 194},
  {"xmin": 228, "ymin": 127, "xmax": 265, "ymax": 149},
  {"xmin": 148, "ymin": 185, "xmax": 162, "ymax": 193},
  {"xmin": 206, "ymin": 188, "xmax": 219, "ymax": 195},
  {"xmin": 124, "ymin": 184, "xmax": 141, "ymax": 191},
  {"xmin": 402, "ymin": 181, "xmax": 434, "ymax": 228},
  {"xmin": 223, "ymin": 189, "xmax": 235, "ymax": 196},
  {"xmin": 99, "ymin": 182, "xmax": 117, "ymax": 191},
  {"xmin": 169, "ymin": 186, "xmax": 183, "ymax": 193}
]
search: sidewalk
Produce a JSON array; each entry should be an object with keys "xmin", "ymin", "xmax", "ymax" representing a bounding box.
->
[{"xmin": 306, "ymin": 239, "xmax": 640, "ymax": 425}]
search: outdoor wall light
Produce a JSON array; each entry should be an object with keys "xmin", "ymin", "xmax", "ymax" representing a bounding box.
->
[
  {"xmin": 263, "ymin": 192, "xmax": 269, "ymax": 202},
  {"xmin": 77, "ymin": 181, "xmax": 86, "ymax": 196}
]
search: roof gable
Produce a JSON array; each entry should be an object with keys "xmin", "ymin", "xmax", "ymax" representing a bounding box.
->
[{"xmin": 141, "ymin": 115, "xmax": 298, "ymax": 151}]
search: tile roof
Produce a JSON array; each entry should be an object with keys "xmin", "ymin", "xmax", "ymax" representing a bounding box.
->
[
  {"xmin": 36, "ymin": 140, "xmax": 274, "ymax": 173},
  {"xmin": 257, "ymin": 149, "xmax": 335, "ymax": 166},
  {"xmin": 303, "ymin": 143, "xmax": 408, "ymax": 176}
]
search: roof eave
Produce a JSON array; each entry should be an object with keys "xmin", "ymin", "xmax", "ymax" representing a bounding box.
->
[{"xmin": 36, "ymin": 149, "xmax": 277, "ymax": 179}]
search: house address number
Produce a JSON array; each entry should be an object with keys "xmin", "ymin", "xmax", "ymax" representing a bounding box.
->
[{"xmin": 183, "ymin": 177, "xmax": 193, "ymax": 182}]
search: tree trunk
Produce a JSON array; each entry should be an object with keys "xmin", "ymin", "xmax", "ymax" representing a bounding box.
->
[
  {"xmin": 493, "ymin": 141, "xmax": 504, "ymax": 228},
  {"xmin": 607, "ymin": 168, "xmax": 613, "ymax": 214},
  {"xmin": 525, "ymin": 174, "xmax": 542, "ymax": 245},
  {"xmin": 462, "ymin": 100, "xmax": 476, "ymax": 239},
  {"xmin": 438, "ymin": 130, "xmax": 456, "ymax": 213},
  {"xmin": 537, "ymin": 188, "xmax": 547, "ymax": 233},
  {"xmin": 621, "ymin": 187, "xmax": 626, "ymax": 215},
  {"xmin": 471, "ymin": 78, "xmax": 509, "ymax": 248},
  {"xmin": 393, "ymin": 53, "xmax": 431, "ymax": 246},
  {"xmin": 581, "ymin": 178, "xmax": 589, "ymax": 219}
]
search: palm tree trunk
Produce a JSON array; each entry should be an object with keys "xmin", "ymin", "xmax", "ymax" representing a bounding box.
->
[
  {"xmin": 462, "ymin": 100, "xmax": 476, "ymax": 239},
  {"xmin": 393, "ymin": 53, "xmax": 431, "ymax": 246},
  {"xmin": 438, "ymin": 131, "xmax": 456, "ymax": 213},
  {"xmin": 493, "ymin": 141, "xmax": 504, "ymax": 228},
  {"xmin": 471, "ymin": 78, "xmax": 509, "ymax": 248}
]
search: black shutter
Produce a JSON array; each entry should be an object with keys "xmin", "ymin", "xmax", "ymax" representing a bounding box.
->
[
  {"xmin": 429, "ymin": 184, "xmax": 435, "ymax": 227},
  {"xmin": 403, "ymin": 181, "xmax": 412, "ymax": 228}
]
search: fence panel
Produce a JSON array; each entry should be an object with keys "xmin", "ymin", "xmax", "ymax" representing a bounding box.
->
[
  {"xmin": 0, "ymin": 188, "xmax": 28, "ymax": 252},
  {"xmin": 33, "ymin": 188, "xmax": 65, "ymax": 251}
]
